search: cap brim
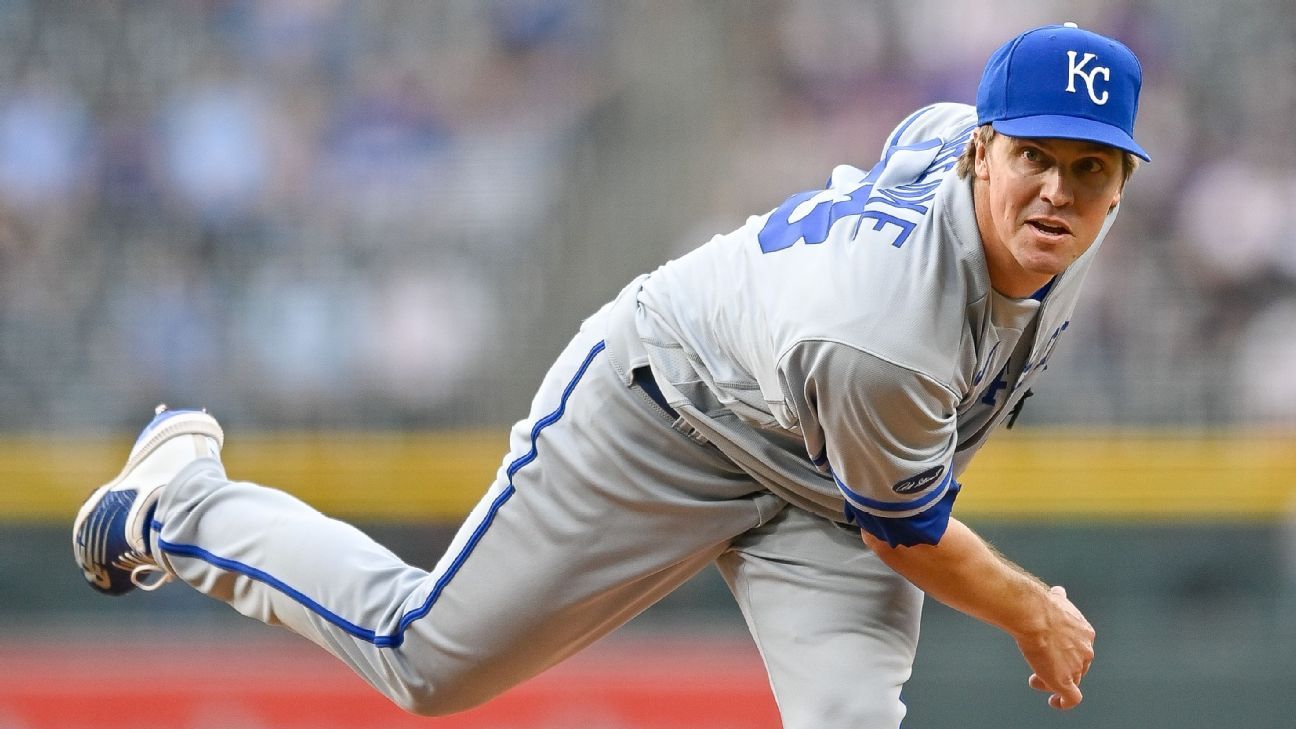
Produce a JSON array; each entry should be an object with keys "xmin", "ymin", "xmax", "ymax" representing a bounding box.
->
[{"xmin": 992, "ymin": 115, "xmax": 1150, "ymax": 161}]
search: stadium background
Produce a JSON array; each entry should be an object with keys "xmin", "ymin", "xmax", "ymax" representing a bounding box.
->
[{"xmin": 1, "ymin": 1, "xmax": 1294, "ymax": 727}]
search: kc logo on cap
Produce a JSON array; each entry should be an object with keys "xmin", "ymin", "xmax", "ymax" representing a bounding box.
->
[
  {"xmin": 976, "ymin": 23, "xmax": 1149, "ymax": 161},
  {"xmin": 1065, "ymin": 51, "xmax": 1110, "ymax": 105}
]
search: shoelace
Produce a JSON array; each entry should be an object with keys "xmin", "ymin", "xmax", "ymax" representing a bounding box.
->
[
  {"xmin": 131, "ymin": 565, "xmax": 173, "ymax": 591},
  {"xmin": 115, "ymin": 551, "xmax": 174, "ymax": 591}
]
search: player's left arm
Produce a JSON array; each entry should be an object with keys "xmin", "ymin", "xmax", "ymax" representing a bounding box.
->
[{"xmin": 861, "ymin": 517, "xmax": 1095, "ymax": 711}]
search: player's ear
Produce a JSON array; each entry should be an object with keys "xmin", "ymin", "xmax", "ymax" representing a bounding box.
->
[
  {"xmin": 974, "ymin": 136, "xmax": 992, "ymax": 181},
  {"xmin": 1108, "ymin": 190, "xmax": 1122, "ymax": 213}
]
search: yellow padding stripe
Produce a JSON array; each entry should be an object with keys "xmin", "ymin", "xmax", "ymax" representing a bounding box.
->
[
  {"xmin": 5, "ymin": 429, "xmax": 1295, "ymax": 522},
  {"xmin": 960, "ymin": 429, "xmax": 1296, "ymax": 520}
]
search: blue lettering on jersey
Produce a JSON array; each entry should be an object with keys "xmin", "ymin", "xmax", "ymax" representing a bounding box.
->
[
  {"xmin": 1020, "ymin": 320, "xmax": 1070, "ymax": 381},
  {"xmin": 970, "ymin": 342, "xmax": 1002, "ymax": 387},
  {"xmin": 924, "ymin": 126, "xmax": 975, "ymax": 177},
  {"xmin": 866, "ymin": 181, "xmax": 942, "ymax": 214},
  {"xmin": 757, "ymin": 178, "xmax": 937, "ymax": 253},
  {"xmin": 756, "ymin": 187, "xmax": 869, "ymax": 253},
  {"xmin": 980, "ymin": 369, "xmax": 1010, "ymax": 406},
  {"xmin": 975, "ymin": 320, "xmax": 1073, "ymax": 405},
  {"xmin": 756, "ymin": 124, "xmax": 974, "ymax": 254},
  {"xmin": 856, "ymin": 208, "xmax": 916, "ymax": 248}
]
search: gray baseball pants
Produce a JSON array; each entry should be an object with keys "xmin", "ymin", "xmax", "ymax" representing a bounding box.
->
[{"xmin": 152, "ymin": 298, "xmax": 923, "ymax": 728}]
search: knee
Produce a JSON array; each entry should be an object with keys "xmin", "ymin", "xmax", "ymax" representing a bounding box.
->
[
  {"xmin": 397, "ymin": 694, "xmax": 456, "ymax": 718},
  {"xmin": 386, "ymin": 670, "xmax": 504, "ymax": 717},
  {"xmin": 391, "ymin": 683, "xmax": 477, "ymax": 717},
  {"xmin": 393, "ymin": 687, "xmax": 466, "ymax": 717}
]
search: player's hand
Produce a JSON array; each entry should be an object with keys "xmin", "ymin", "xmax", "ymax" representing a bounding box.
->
[{"xmin": 1014, "ymin": 585, "xmax": 1094, "ymax": 711}]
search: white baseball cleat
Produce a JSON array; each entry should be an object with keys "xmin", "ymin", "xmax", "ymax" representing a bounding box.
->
[{"xmin": 72, "ymin": 404, "xmax": 224, "ymax": 596}]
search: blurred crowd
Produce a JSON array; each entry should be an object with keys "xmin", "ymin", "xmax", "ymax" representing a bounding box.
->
[{"xmin": 0, "ymin": 0, "xmax": 1292, "ymax": 429}]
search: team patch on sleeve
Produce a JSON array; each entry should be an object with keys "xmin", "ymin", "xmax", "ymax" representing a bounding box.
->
[{"xmin": 892, "ymin": 465, "xmax": 945, "ymax": 494}]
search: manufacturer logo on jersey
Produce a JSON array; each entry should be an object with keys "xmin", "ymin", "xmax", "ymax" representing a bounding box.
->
[
  {"xmin": 1065, "ymin": 51, "xmax": 1110, "ymax": 105},
  {"xmin": 892, "ymin": 465, "xmax": 945, "ymax": 494}
]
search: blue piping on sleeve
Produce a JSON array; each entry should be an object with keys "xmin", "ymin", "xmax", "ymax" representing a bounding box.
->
[
  {"xmin": 834, "ymin": 469, "xmax": 954, "ymax": 513},
  {"xmin": 845, "ymin": 482, "xmax": 961, "ymax": 547}
]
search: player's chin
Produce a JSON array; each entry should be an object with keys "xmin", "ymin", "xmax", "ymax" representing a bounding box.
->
[
  {"xmin": 1013, "ymin": 248, "xmax": 1072, "ymax": 279},
  {"xmin": 1015, "ymin": 234, "xmax": 1079, "ymax": 273}
]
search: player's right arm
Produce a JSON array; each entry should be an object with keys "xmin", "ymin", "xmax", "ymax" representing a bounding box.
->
[
  {"xmin": 861, "ymin": 518, "xmax": 1095, "ymax": 711},
  {"xmin": 793, "ymin": 349, "xmax": 1095, "ymax": 710},
  {"xmin": 777, "ymin": 341, "xmax": 1093, "ymax": 710}
]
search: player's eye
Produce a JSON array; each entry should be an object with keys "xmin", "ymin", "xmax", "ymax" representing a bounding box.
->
[{"xmin": 1020, "ymin": 147, "xmax": 1042, "ymax": 163}]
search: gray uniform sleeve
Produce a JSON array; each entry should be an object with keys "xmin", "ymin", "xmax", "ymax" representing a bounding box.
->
[{"xmin": 777, "ymin": 339, "xmax": 958, "ymax": 519}]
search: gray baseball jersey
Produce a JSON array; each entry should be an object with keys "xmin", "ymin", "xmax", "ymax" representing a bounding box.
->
[
  {"xmin": 141, "ymin": 101, "xmax": 1119, "ymax": 728},
  {"xmin": 630, "ymin": 101, "xmax": 1117, "ymax": 544}
]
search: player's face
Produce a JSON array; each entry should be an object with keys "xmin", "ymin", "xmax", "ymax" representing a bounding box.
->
[{"xmin": 973, "ymin": 134, "xmax": 1125, "ymax": 298}]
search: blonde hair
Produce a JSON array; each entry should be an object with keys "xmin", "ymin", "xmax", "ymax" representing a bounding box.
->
[{"xmin": 955, "ymin": 124, "xmax": 1139, "ymax": 185}]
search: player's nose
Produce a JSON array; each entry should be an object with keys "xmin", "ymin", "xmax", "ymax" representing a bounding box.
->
[{"xmin": 1038, "ymin": 168, "xmax": 1074, "ymax": 207}]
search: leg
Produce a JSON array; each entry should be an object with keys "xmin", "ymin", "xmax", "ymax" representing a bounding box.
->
[
  {"xmin": 150, "ymin": 324, "xmax": 777, "ymax": 716},
  {"xmin": 716, "ymin": 506, "xmax": 924, "ymax": 729}
]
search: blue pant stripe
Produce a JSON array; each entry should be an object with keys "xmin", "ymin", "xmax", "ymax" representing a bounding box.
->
[
  {"xmin": 504, "ymin": 340, "xmax": 606, "ymax": 479},
  {"xmin": 157, "ymin": 537, "xmax": 388, "ymax": 644},
  {"xmin": 158, "ymin": 339, "xmax": 608, "ymax": 648}
]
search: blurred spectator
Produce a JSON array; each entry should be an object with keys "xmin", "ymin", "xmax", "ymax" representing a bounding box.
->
[
  {"xmin": 232, "ymin": 253, "xmax": 360, "ymax": 416},
  {"xmin": 160, "ymin": 81, "xmax": 273, "ymax": 226},
  {"xmin": 0, "ymin": 1, "xmax": 1292, "ymax": 429},
  {"xmin": 1234, "ymin": 300, "xmax": 1296, "ymax": 423},
  {"xmin": 1175, "ymin": 146, "xmax": 1296, "ymax": 421},
  {"xmin": 0, "ymin": 79, "xmax": 95, "ymax": 218},
  {"xmin": 356, "ymin": 262, "xmax": 501, "ymax": 413},
  {"xmin": 316, "ymin": 62, "xmax": 453, "ymax": 229}
]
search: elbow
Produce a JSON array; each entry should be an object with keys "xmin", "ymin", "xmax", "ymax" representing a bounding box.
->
[
  {"xmin": 860, "ymin": 527, "xmax": 934, "ymax": 559},
  {"xmin": 860, "ymin": 528, "xmax": 894, "ymax": 553}
]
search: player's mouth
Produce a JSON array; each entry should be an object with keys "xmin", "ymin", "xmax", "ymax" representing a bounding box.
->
[{"xmin": 1025, "ymin": 217, "xmax": 1072, "ymax": 240}]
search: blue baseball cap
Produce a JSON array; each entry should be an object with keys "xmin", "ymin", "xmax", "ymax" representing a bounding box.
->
[{"xmin": 976, "ymin": 23, "xmax": 1149, "ymax": 161}]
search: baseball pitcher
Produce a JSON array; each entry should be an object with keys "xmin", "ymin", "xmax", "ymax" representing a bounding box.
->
[{"xmin": 74, "ymin": 23, "xmax": 1147, "ymax": 727}]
